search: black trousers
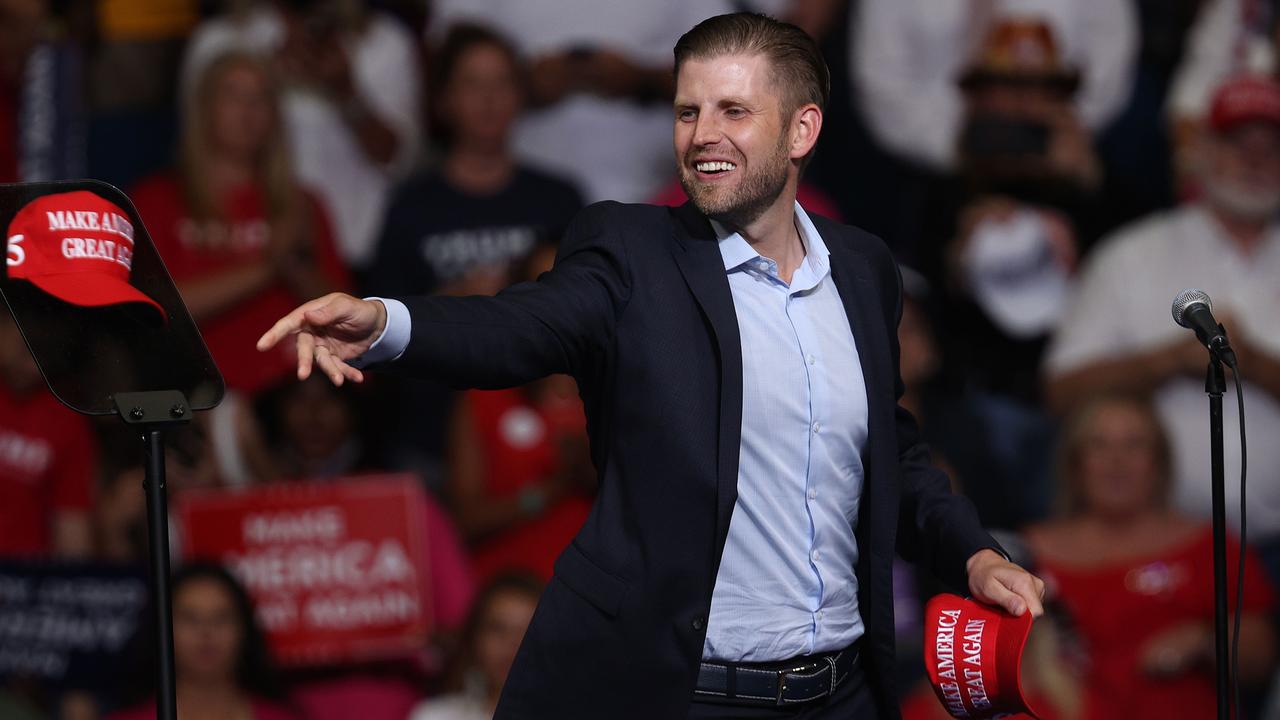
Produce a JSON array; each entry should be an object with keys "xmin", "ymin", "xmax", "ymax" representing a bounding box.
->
[{"xmin": 687, "ymin": 665, "xmax": 877, "ymax": 719}]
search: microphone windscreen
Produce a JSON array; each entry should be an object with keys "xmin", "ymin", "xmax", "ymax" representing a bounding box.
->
[{"xmin": 1172, "ymin": 288, "xmax": 1212, "ymax": 328}]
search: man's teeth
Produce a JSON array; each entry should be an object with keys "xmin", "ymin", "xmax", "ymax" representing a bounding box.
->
[{"xmin": 696, "ymin": 161, "xmax": 737, "ymax": 172}]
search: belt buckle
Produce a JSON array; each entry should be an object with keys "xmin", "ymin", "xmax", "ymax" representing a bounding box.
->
[{"xmin": 774, "ymin": 661, "xmax": 823, "ymax": 706}]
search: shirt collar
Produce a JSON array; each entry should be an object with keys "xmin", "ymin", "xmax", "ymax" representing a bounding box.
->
[{"xmin": 712, "ymin": 202, "xmax": 831, "ymax": 287}]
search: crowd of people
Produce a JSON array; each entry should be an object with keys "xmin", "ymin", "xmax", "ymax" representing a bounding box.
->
[{"xmin": 2, "ymin": 0, "xmax": 1280, "ymax": 717}]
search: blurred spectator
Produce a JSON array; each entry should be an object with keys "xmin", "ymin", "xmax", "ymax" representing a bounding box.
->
[
  {"xmin": 1168, "ymin": 0, "xmax": 1274, "ymax": 193},
  {"xmin": 367, "ymin": 23, "xmax": 581, "ymax": 487},
  {"xmin": 1089, "ymin": 0, "xmax": 1206, "ymax": 236},
  {"xmin": 0, "ymin": 0, "xmax": 85, "ymax": 183},
  {"xmin": 409, "ymin": 572, "xmax": 542, "ymax": 720},
  {"xmin": 1025, "ymin": 393, "xmax": 1275, "ymax": 719},
  {"xmin": 445, "ymin": 241, "xmax": 594, "ymax": 584},
  {"xmin": 155, "ymin": 377, "xmax": 474, "ymax": 720},
  {"xmin": 86, "ymin": 0, "xmax": 193, "ymax": 186},
  {"xmin": 0, "ymin": 310, "xmax": 94, "ymax": 558},
  {"xmin": 1045, "ymin": 74, "xmax": 1280, "ymax": 569},
  {"xmin": 934, "ymin": 20, "xmax": 1097, "ymax": 407},
  {"xmin": 851, "ymin": 0, "xmax": 1135, "ymax": 175},
  {"xmin": 182, "ymin": 0, "xmax": 422, "ymax": 270},
  {"xmin": 131, "ymin": 51, "xmax": 351, "ymax": 396},
  {"xmin": 109, "ymin": 562, "xmax": 297, "ymax": 720},
  {"xmin": 256, "ymin": 374, "xmax": 372, "ymax": 479},
  {"xmin": 896, "ymin": 269, "xmax": 1050, "ymax": 529},
  {"xmin": 847, "ymin": 1, "xmax": 1132, "ymax": 265},
  {"xmin": 368, "ymin": 23, "xmax": 582, "ymax": 299},
  {"xmin": 429, "ymin": 0, "xmax": 732, "ymax": 203},
  {"xmin": 94, "ymin": 461, "xmax": 147, "ymax": 563},
  {"xmin": 250, "ymin": 375, "xmax": 476, "ymax": 629}
]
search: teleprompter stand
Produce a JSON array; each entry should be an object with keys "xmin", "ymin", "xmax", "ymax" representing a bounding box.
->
[
  {"xmin": 114, "ymin": 390, "xmax": 191, "ymax": 720},
  {"xmin": 0, "ymin": 179, "xmax": 224, "ymax": 720}
]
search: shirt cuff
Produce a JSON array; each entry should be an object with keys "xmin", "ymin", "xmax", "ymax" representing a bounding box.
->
[{"xmin": 351, "ymin": 297, "xmax": 411, "ymax": 368}]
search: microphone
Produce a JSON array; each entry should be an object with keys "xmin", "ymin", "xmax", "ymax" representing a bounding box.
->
[{"xmin": 1172, "ymin": 288, "xmax": 1237, "ymax": 366}]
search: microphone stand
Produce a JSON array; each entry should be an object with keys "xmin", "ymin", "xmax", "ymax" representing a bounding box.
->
[
  {"xmin": 113, "ymin": 389, "xmax": 191, "ymax": 720},
  {"xmin": 1204, "ymin": 345, "xmax": 1229, "ymax": 720}
]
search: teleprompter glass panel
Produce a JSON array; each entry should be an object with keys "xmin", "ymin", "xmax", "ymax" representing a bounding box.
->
[{"xmin": 0, "ymin": 180, "xmax": 223, "ymax": 415}]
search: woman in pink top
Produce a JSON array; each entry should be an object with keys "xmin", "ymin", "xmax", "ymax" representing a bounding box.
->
[{"xmin": 107, "ymin": 563, "xmax": 298, "ymax": 720}]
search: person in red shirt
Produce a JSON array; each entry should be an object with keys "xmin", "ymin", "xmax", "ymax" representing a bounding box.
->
[
  {"xmin": 0, "ymin": 310, "xmax": 94, "ymax": 557},
  {"xmin": 444, "ymin": 242, "xmax": 595, "ymax": 584},
  {"xmin": 131, "ymin": 50, "xmax": 349, "ymax": 395},
  {"xmin": 1025, "ymin": 393, "xmax": 1277, "ymax": 720}
]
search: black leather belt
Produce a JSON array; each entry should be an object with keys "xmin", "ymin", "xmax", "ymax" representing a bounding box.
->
[{"xmin": 694, "ymin": 643, "xmax": 860, "ymax": 707}]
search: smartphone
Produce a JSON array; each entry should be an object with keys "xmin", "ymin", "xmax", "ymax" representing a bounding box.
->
[{"xmin": 960, "ymin": 115, "xmax": 1051, "ymax": 159}]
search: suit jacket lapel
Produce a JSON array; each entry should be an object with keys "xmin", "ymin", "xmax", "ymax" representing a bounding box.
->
[
  {"xmin": 669, "ymin": 203, "xmax": 743, "ymax": 564},
  {"xmin": 826, "ymin": 238, "xmax": 891, "ymax": 443},
  {"xmin": 825, "ymin": 231, "xmax": 897, "ymax": 606}
]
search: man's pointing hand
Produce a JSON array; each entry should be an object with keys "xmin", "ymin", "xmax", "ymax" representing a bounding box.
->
[{"xmin": 256, "ymin": 292, "xmax": 387, "ymax": 386}]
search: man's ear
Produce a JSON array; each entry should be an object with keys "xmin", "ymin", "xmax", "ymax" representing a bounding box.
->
[{"xmin": 790, "ymin": 103, "xmax": 823, "ymax": 161}]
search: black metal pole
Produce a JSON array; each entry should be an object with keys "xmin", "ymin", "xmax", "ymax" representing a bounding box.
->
[
  {"xmin": 1206, "ymin": 358, "xmax": 1230, "ymax": 720},
  {"xmin": 143, "ymin": 429, "xmax": 177, "ymax": 720}
]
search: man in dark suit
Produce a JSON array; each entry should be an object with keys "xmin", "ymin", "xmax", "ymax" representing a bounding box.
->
[{"xmin": 259, "ymin": 13, "xmax": 1044, "ymax": 719}]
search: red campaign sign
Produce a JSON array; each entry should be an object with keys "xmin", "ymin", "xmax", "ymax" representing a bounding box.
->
[{"xmin": 178, "ymin": 474, "xmax": 433, "ymax": 667}]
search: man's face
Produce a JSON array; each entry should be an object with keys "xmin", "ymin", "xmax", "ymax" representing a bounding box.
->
[
  {"xmin": 1203, "ymin": 121, "xmax": 1280, "ymax": 221},
  {"xmin": 674, "ymin": 53, "xmax": 796, "ymax": 227}
]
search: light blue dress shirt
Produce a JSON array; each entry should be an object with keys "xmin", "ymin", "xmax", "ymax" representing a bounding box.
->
[
  {"xmin": 359, "ymin": 203, "xmax": 870, "ymax": 663},
  {"xmin": 702, "ymin": 203, "xmax": 868, "ymax": 662}
]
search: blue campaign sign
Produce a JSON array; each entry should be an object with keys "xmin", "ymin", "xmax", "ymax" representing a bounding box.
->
[{"xmin": 0, "ymin": 561, "xmax": 148, "ymax": 689}]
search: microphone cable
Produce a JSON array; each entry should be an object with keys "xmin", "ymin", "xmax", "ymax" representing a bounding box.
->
[{"xmin": 1228, "ymin": 356, "xmax": 1246, "ymax": 720}]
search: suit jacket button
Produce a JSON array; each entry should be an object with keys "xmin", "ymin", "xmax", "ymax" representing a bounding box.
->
[{"xmin": 692, "ymin": 616, "xmax": 706, "ymax": 631}]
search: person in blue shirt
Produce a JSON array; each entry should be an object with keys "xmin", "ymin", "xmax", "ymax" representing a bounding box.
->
[{"xmin": 259, "ymin": 12, "xmax": 1043, "ymax": 719}]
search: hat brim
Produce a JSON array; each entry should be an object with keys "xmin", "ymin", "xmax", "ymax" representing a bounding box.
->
[
  {"xmin": 24, "ymin": 272, "xmax": 168, "ymax": 323},
  {"xmin": 993, "ymin": 607, "xmax": 1039, "ymax": 719},
  {"xmin": 924, "ymin": 594, "xmax": 1042, "ymax": 719},
  {"xmin": 959, "ymin": 68, "xmax": 1081, "ymax": 95}
]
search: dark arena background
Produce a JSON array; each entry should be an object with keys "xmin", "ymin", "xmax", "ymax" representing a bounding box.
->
[{"xmin": 0, "ymin": 0, "xmax": 1278, "ymax": 718}]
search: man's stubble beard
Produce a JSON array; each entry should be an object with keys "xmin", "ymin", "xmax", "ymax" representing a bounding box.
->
[
  {"xmin": 680, "ymin": 131, "xmax": 792, "ymax": 228},
  {"xmin": 1203, "ymin": 175, "xmax": 1280, "ymax": 222}
]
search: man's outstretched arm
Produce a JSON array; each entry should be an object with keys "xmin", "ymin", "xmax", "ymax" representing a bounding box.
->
[{"xmin": 258, "ymin": 202, "xmax": 634, "ymax": 390}]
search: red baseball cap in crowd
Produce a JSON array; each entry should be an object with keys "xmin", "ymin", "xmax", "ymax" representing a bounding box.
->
[
  {"xmin": 5, "ymin": 190, "xmax": 166, "ymax": 321},
  {"xmin": 923, "ymin": 593, "xmax": 1040, "ymax": 719},
  {"xmin": 1208, "ymin": 74, "xmax": 1280, "ymax": 133}
]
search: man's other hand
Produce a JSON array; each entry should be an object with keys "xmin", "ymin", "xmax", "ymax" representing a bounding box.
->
[
  {"xmin": 966, "ymin": 548, "xmax": 1046, "ymax": 618},
  {"xmin": 256, "ymin": 292, "xmax": 387, "ymax": 386}
]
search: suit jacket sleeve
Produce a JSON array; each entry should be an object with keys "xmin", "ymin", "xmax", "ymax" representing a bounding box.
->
[
  {"xmin": 390, "ymin": 201, "xmax": 633, "ymax": 388},
  {"xmin": 882, "ymin": 256, "xmax": 1005, "ymax": 591}
]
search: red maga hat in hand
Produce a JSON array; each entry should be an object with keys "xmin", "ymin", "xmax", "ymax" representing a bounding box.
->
[
  {"xmin": 923, "ymin": 593, "xmax": 1040, "ymax": 719},
  {"xmin": 5, "ymin": 190, "xmax": 166, "ymax": 321}
]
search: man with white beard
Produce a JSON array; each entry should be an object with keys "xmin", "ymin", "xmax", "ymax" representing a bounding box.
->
[{"xmin": 1045, "ymin": 74, "xmax": 1280, "ymax": 578}]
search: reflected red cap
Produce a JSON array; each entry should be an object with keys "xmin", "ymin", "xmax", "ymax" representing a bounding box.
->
[
  {"xmin": 5, "ymin": 190, "xmax": 166, "ymax": 321},
  {"xmin": 923, "ymin": 593, "xmax": 1040, "ymax": 719}
]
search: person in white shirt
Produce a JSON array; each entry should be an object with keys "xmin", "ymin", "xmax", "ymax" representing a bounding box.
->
[
  {"xmin": 409, "ymin": 574, "xmax": 542, "ymax": 720},
  {"xmin": 428, "ymin": 0, "xmax": 733, "ymax": 204},
  {"xmin": 1045, "ymin": 74, "xmax": 1280, "ymax": 557},
  {"xmin": 1167, "ymin": 0, "xmax": 1276, "ymax": 192},
  {"xmin": 850, "ymin": 0, "xmax": 1136, "ymax": 173},
  {"xmin": 182, "ymin": 0, "xmax": 422, "ymax": 269}
]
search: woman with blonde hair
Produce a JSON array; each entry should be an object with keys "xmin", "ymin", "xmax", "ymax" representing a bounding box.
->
[
  {"xmin": 131, "ymin": 50, "xmax": 349, "ymax": 395},
  {"xmin": 1025, "ymin": 392, "xmax": 1276, "ymax": 719}
]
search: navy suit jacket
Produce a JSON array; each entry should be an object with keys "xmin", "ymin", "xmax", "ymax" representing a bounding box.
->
[{"xmin": 393, "ymin": 201, "xmax": 999, "ymax": 719}]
